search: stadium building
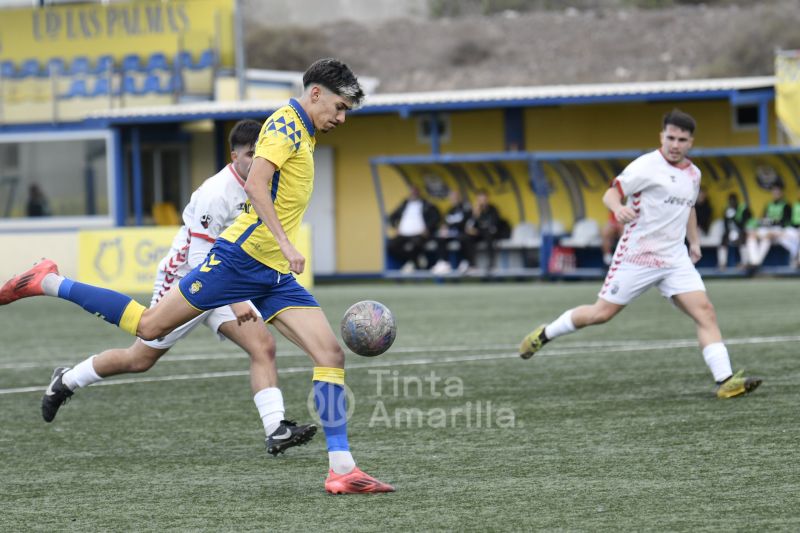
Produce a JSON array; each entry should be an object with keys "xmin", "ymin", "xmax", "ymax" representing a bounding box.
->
[{"xmin": 1, "ymin": 0, "xmax": 799, "ymax": 288}]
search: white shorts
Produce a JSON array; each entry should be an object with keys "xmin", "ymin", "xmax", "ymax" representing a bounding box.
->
[
  {"xmin": 143, "ymin": 267, "xmax": 261, "ymax": 349},
  {"xmin": 140, "ymin": 302, "xmax": 261, "ymax": 349},
  {"xmin": 598, "ymin": 260, "xmax": 705, "ymax": 306}
]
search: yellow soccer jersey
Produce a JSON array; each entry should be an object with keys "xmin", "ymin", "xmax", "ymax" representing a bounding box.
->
[{"xmin": 220, "ymin": 99, "xmax": 316, "ymax": 272}]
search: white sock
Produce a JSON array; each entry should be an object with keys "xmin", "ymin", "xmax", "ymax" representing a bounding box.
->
[
  {"xmin": 329, "ymin": 451, "xmax": 356, "ymax": 474},
  {"xmin": 62, "ymin": 355, "xmax": 102, "ymax": 391},
  {"xmin": 41, "ymin": 273, "xmax": 65, "ymax": 297},
  {"xmin": 254, "ymin": 387, "xmax": 285, "ymax": 436},
  {"xmin": 544, "ymin": 309, "xmax": 577, "ymax": 340},
  {"xmin": 703, "ymin": 342, "xmax": 733, "ymax": 383}
]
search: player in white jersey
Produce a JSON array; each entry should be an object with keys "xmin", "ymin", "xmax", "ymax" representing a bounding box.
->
[
  {"xmin": 40, "ymin": 120, "xmax": 316, "ymax": 455},
  {"xmin": 518, "ymin": 109, "xmax": 762, "ymax": 399}
]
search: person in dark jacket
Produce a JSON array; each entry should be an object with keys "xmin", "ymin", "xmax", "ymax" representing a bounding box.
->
[
  {"xmin": 717, "ymin": 192, "xmax": 750, "ymax": 270},
  {"xmin": 387, "ymin": 185, "xmax": 441, "ymax": 271},
  {"xmin": 431, "ymin": 190, "xmax": 473, "ymax": 274},
  {"xmin": 465, "ymin": 189, "xmax": 506, "ymax": 271}
]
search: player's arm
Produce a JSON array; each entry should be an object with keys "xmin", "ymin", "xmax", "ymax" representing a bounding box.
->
[
  {"xmin": 244, "ymin": 156, "xmax": 305, "ymax": 274},
  {"xmin": 603, "ymin": 182, "xmax": 637, "ymax": 224},
  {"xmin": 686, "ymin": 207, "xmax": 702, "ymax": 264}
]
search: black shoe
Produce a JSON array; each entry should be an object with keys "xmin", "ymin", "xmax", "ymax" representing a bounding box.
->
[
  {"xmin": 41, "ymin": 367, "xmax": 74, "ymax": 423},
  {"xmin": 266, "ymin": 420, "xmax": 317, "ymax": 456}
]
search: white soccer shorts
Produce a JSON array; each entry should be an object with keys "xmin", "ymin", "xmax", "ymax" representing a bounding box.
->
[
  {"xmin": 141, "ymin": 302, "xmax": 261, "ymax": 349},
  {"xmin": 598, "ymin": 259, "xmax": 706, "ymax": 306}
]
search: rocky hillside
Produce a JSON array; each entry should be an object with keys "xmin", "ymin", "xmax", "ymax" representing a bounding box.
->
[{"xmin": 245, "ymin": 1, "xmax": 800, "ymax": 93}]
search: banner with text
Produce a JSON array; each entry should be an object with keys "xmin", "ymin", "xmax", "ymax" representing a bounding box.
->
[
  {"xmin": 0, "ymin": 0, "xmax": 234, "ymax": 67},
  {"xmin": 78, "ymin": 225, "xmax": 313, "ymax": 295}
]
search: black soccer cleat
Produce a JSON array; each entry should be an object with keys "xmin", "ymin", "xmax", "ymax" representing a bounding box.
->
[
  {"xmin": 266, "ymin": 420, "xmax": 317, "ymax": 456},
  {"xmin": 41, "ymin": 367, "xmax": 74, "ymax": 423}
]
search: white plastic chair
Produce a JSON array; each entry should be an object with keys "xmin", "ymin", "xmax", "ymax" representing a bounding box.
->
[{"xmin": 560, "ymin": 218, "xmax": 601, "ymax": 247}]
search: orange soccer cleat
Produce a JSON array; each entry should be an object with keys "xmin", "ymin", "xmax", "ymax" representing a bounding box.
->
[
  {"xmin": 324, "ymin": 467, "xmax": 395, "ymax": 495},
  {"xmin": 0, "ymin": 259, "xmax": 59, "ymax": 305}
]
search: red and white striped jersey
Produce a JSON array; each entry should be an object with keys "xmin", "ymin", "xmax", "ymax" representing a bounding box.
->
[
  {"xmin": 612, "ymin": 149, "xmax": 701, "ymax": 269},
  {"xmin": 151, "ymin": 164, "xmax": 247, "ymax": 305}
]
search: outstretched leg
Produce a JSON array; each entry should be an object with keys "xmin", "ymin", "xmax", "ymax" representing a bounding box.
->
[
  {"xmin": 0, "ymin": 259, "xmax": 202, "ymax": 340},
  {"xmin": 519, "ymin": 298, "xmax": 625, "ymax": 359},
  {"xmin": 42, "ymin": 340, "xmax": 169, "ymax": 422}
]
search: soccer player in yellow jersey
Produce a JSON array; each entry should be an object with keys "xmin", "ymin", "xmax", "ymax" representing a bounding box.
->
[{"xmin": 0, "ymin": 59, "xmax": 394, "ymax": 494}]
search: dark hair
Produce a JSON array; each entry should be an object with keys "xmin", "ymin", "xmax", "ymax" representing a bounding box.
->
[
  {"xmin": 662, "ymin": 108, "xmax": 696, "ymax": 134},
  {"xmin": 303, "ymin": 58, "xmax": 365, "ymax": 107},
  {"xmin": 229, "ymin": 119, "xmax": 262, "ymax": 151}
]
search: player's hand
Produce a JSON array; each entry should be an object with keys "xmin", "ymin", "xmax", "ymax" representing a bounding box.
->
[
  {"xmin": 231, "ymin": 301, "xmax": 258, "ymax": 325},
  {"xmin": 613, "ymin": 206, "xmax": 638, "ymax": 224},
  {"xmin": 689, "ymin": 243, "xmax": 702, "ymax": 264},
  {"xmin": 280, "ymin": 241, "xmax": 306, "ymax": 274}
]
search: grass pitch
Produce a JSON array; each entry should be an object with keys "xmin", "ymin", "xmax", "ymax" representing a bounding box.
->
[{"xmin": 1, "ymin": 279, "xmax": 799, "ymax": 531}]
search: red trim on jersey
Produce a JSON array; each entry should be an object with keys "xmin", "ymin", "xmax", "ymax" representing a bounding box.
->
[
  {"xmin": 189, "ymin": 231, "xmax": 215, "ymax": 243},
  {"xmin": 227, "ymin": 163, "xmax": 246, "ymax": 187},
  {"xmin": 657, "ymin": 148, "xmax": 692, "ymax": 170}
]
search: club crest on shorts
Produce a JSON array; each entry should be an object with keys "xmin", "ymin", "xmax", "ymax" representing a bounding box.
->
[
  {"xmin": 610, "ymin": 282, "xmax": 620, "ymax": 295},
  {"xmin": 190, "ymin": 280, "xmax": 203, "ymax": 294}
]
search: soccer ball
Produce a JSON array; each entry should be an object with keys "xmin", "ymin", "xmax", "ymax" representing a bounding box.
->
[{"xmin": 340, "ymin": 300, "xmax": 397, "ymax": 357}]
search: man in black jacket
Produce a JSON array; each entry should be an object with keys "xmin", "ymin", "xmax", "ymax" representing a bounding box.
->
[
  {"xmin": 465, "ymin": 189, "xmax": 506, "ymax": 271},
  {"xmin": 387, "ymin": 186, "xmax": 441, "ymax": 271}
]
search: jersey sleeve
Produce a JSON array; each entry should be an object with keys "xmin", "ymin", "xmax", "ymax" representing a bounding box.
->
[
  {"xmin": 613, "ymin": 158, "xmax": 650, "ymax": 197},
  {"xmin": 255, "ymin": 111, "xmax": 300, "ymax": 169},
  {"xmin": 186, "ymin": 188, "xmax": 230, "ymax": 243}
]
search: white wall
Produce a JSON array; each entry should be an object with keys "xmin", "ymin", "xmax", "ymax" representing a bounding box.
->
[{"xmin": 0, "ymin": 231, "xmax": 80, "ymax": 279}]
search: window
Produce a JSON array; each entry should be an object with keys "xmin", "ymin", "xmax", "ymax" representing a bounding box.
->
[
  {"xmin": 733, "ymin": 104, "xmax": 760, "ymax": 130},
  {"xmin": 123, "ymin": 144, "xmax": 190, "ymax": 223},
  {"xmin": 417, "ymin": 114, "xmax": 451, "ymax": 144},
  {"xmin": 0, "ymin": 131, "xmax": 113, "ymax": 223}
]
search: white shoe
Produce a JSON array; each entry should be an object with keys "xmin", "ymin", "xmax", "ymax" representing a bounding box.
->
[
  {"xmin": 456, "ymin": 260, "xmax": 470, "ymax": 274},
  {"xmin": 400, "ymin": 261, "xmax": 415, "ymax": 274},
  {"xmin": 431, "ymin": 260, "xmax": 452, "ymax": 274}
]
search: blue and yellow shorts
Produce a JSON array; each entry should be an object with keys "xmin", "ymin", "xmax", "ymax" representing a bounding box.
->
[{"xmin": 178, "ymin": 239, "xmax": 319, "ymax": 322}]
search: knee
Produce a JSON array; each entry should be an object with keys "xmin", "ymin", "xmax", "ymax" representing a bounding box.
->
[
  {"xmin": 248, "ymin": 331, "xmax": 277, "ymax": 363},
  {"xmin": 127, "ymin": 351, "xmax": 159, "ymax": 373},
  {"xmin": 136, "ymin": 315, "xmax": 168, "ymax": 342},
  {"xmin": 696, "ymin": 299, "xmax": 718, "ymax": 324},
  {"xmin": 323, "ymin": 343, "xmax": 346, "ymax": 368}
]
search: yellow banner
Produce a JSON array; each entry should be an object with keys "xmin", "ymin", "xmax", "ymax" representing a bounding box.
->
[
  {"xmin": 0, "ymin": 0, "xmax": 234, "ymax": 67},
  {"xmin": 78, "ymin": 227, "xmax": 179, "ymax": 293},
  {"xmin": 78, "ymin": 224, "xmax": 313, "ymax": 295},
  {"xmin": 776, "ymin": 52, "xmax": 800, "ymax": 145}
]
